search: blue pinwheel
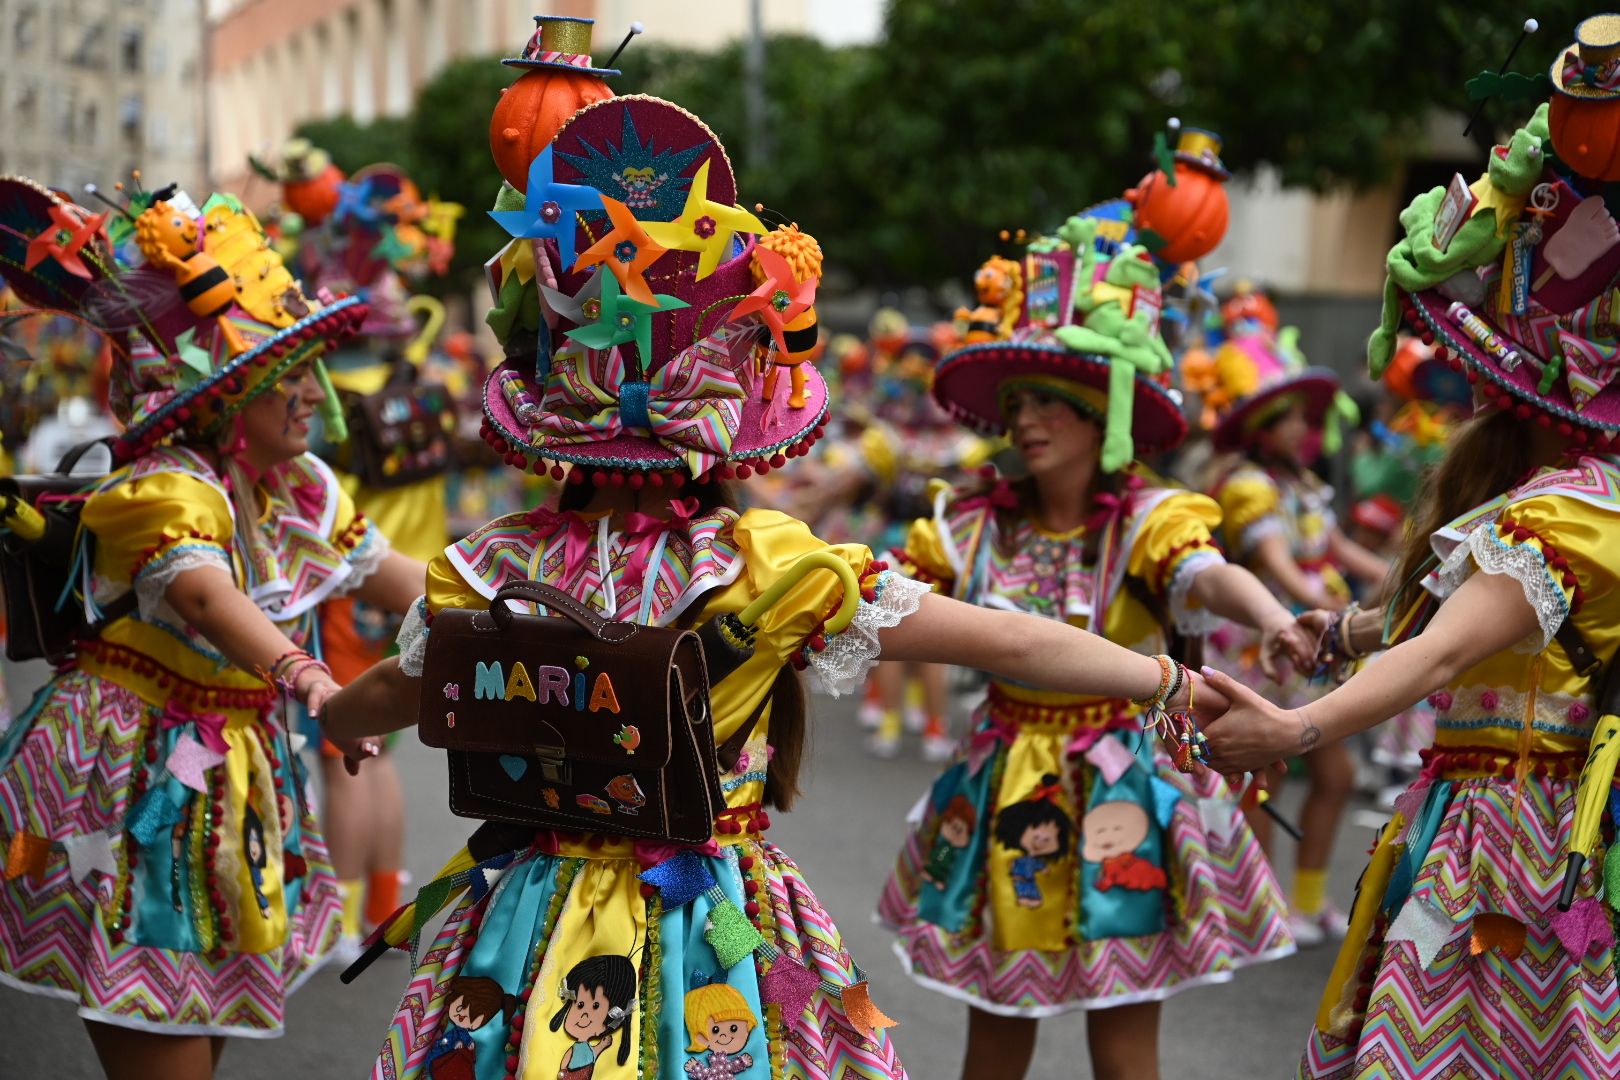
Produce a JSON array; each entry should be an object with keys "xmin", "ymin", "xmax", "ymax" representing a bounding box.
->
[
  {"xmin": 487, "ymin": 146, "xmax": 604, "ymax": 269},
  {"xmin": 330, "ymin": 177, "xmax": 382, "ymax": 228}
]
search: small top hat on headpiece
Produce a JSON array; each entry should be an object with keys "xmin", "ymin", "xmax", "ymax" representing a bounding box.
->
[
  {"xmin": 1551, "ymin": 13, "xmax": 1620, "ymax": 99},
  {"xmin": 506, "ymin": 15, "xmax": 621, "ymax": 76}
]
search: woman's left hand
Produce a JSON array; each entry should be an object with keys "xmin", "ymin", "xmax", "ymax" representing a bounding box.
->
[
  {"xmin": 1197, "ymin": 667, "xmax": 1319, "ymax": 773},
  {"xmin": 1259, "ymin": 615, "xmax": 1316, "ymax": 680}
]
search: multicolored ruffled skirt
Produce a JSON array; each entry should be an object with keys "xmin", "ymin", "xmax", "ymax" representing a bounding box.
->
[
  {"xmin": 1300, "ymin": 746, "xmax": 1620, "ymax": 1079},
  {"xmin": 373, "ymin": 831, "xmax": 905, "ymax": 1079},
  {"xmin": 0, "ymin": 669, "xmax": 340, "ymax": 1035},
  {"xmin": 877, "ymin": 689, "xmax": 1293, "ymax": 1016}
]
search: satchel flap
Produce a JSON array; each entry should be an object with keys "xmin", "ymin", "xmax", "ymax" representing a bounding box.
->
[{"xmin": 418, "ymin": 604, "xmax": 703, "ymax": 768}]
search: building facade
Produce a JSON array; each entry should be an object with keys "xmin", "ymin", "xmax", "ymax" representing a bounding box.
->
[{"xmin": 0, "ymin": 0, "xmax": 206, "ymax": 193}]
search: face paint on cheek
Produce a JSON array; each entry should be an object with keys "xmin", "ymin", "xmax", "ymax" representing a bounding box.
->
[{"xmin": 282, "ymin": 388, "xmax": 298, "ymax": 437}]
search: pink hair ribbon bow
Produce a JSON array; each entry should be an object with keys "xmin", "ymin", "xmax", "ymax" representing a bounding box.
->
[
  {"xmin": 535, "ymin": 336, "xmax": 747, "ymax": 477},
  {"xmin": 525, "ymin": 506, "xmax": 599, "ymax": 590},
  {"xmin": 621, "ymin": 498, "xmax": 702, "ymax": 591}
]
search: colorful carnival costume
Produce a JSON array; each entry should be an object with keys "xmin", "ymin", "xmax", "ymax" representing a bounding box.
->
[
  {"xmin": 1302, "ymin": 22, "xmax": 1620, "ymax": 1075},
  {"xmin": 878, "ymin": 205, "xmax": 1293, "ymax": 1016},
  {"xmin": 365, "ymin": 21, "xmax": 919, "ymax": 1078},
  {"xmin": 0, "ymin": 174, "xmax": 370, "ymax": 1034}
]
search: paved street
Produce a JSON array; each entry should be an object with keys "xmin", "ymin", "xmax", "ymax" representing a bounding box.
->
[{"xmin": 1, "ymin": 673, "xmax": 1376, "ymax": 1078}]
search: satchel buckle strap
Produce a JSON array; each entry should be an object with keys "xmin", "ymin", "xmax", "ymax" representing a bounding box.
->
[{"xmin": 534, "ymin": 744, "xmax": 570, "ymax": 783}]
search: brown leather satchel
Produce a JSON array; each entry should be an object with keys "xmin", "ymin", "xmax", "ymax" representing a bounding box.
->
[
  {"xmin": 417, "ymin": 580, "xmax": 727, "ymax": 843},
  {"xmin": 331, "ymin": 359, "xmax": 454, "ymax": 489}
]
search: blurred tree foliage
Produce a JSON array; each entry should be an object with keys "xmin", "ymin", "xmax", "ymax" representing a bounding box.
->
[{"xmin": 295, "ymin": 1, "xmax": 1592, "ymax": 296}]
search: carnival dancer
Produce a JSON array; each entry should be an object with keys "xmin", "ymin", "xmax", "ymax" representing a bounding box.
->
[
  {"xmin": 265, "ymin": 141, "xmax": 464, "ymax": 960},
  {"xmin": 0, "ymin": 176, "xmax": 423, "ymax": 1079},
  {"xmin": 877, "ymin": 209, "xmax": 1307, "ymax": 1080},
  {"xmin": 1202, "ymin": 41, "xmax": 1620, "ymax": 1075},
  {"xmin": 316, "ymin": 55, "xmax": 1233, "ymax": 1079},
  {"xmin": 1198, "ymin": 290, "xmax": 1388, "ymax": 946}
]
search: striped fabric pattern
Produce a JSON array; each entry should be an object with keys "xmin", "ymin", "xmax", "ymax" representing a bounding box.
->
[
  {"xmin": 1299, "ymin": 775, "xmax": 1620, "ymax": 1079},
  {"xmin": 878, "ymin": 740, "xmax": 1292, "ymax": 1015}
]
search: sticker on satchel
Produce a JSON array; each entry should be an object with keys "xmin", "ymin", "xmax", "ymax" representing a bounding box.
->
[
  {"xmin": 613, "ymin": 724, "xmax": 641, "ymax": 755},
  {"xmin": 606, "ymin": 775, "xmax": 646, "ymax": 815},
  {"xmin": 470, "ymin": 659, "xmax": 621, "ymax": 715},
  {"xmin": 577, "ymin": 794, "xmax": 613, "ymax": 815}
]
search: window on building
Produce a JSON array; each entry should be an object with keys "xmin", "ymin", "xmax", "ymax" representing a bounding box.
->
[
  {"xmin": 15, "ymin": 5, "xmax": 36, "ymax": 49},
  {"xmin": 122, "ymin": 27, "xmax": 143, "ymax": 73},
  {"xmin": 83, "ymin": 103, "xmax": 98, "ymax": 146},
  {"xmin": 121, "ymin": 95, "xmax": 142, "ymax": 138}
]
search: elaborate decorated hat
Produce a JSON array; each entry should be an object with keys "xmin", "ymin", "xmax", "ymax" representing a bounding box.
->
[
  {"xmin": 1369, "ymin": 43, "xmax": 1620, "ymax": 444},
  {"xmin": 1551, "ymin": 14, "xmax": 1620, "ymax": 100},
  {"xmin": 932, "ymin": 212, "xmax": 1188, "ymax": 473},
  {"xmin": 1200, "ymin": 288, "xmax": 1346, "ymax": 452},
  {"xmin": 478, "ymin": 93, "xmax": 830, "ymax": 485},
  {"xmin": 0, "ymin": 175, "xmax": 365, "ymax": 460},
  {"xmin": 506, "ymin": 15, "xmax": 623, "ymax": 76}
]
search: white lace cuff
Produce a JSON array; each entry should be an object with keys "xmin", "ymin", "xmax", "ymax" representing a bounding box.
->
[
  {"xmin": 334, "ymin": 524, "xmax": 391, "ymax": 596},
  {"xmin": 1237, "ymin": 516, "xmax": 1285, "ymax": 557},
  {"xmin": 395, "ymin": 595, "xmax": 430, "ymax": 677},
  {"xmin": 1167, "ymin": 549, "xmax": 1226, "ymax": 637},
  {"xmin": 1436, "ymin": 525, "xmax": 1568, "ymax": 652},
  {"xmin": 806, "ymin": 571, "xmax": 930, "ymax": 697},
  {"xmin": 133, "ymin": 545, "xmax": 234, "ymax": 622}
]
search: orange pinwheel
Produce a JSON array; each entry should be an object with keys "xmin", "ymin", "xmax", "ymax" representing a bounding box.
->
[
  {"xmin": 726, "ymin": 246, "xmax": 818, "ymax": 353},
  {"xmin": 572, "ymin": 195, "xmax": 667, "ymax": 306},
  {"xmin": 24, "ymin": 202, "xmax": 106, "ymax": 279}
]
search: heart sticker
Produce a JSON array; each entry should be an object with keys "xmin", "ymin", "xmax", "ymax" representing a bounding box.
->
[{"xmin": 498, "ymin": 754, "xmax": 529, "ymax": 781}]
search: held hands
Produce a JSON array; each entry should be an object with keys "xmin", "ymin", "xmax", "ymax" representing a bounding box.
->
[
  {"xmin": 1258, "ymin": 614, "xmax": 1317, "ymax": 681},
  {"xmin": 297, "ymin": 669, "xmax": 380, "ymax": 776},
  {"xmin": 1198, "ymin": 667, "xmax": 1321, "ymax": 773}
]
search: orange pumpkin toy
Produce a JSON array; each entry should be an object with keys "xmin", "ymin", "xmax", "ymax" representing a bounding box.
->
[
  {"xmin": 1126, "ymin": 127, "xmax": 1231, "ymax": 264},
  {"xmin": 275, "ymin": 139, "xmax": 345, "ymax": 227},
  {"xmin": 490, "ymin": 16, "xmax": 623, "ymax": 192},
  {"xmin": 1547, "ymin": 15, "xmax": 1620, "ymax": 182}
]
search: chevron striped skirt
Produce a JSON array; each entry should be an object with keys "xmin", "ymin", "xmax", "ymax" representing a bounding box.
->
[
  {"xmin": 1300, "ymin": 773, "xmax": 1620, "ymax": 1079},
  {"xmin": 877, "ymin": 709, "xmax": 1295, "ymax": 1017},
  {"xmin": 0, "ymin": 670, "xmax": 341, "ymax": 1035}
]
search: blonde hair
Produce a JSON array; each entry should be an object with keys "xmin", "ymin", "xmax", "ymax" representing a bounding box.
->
[{"xmin": 683, "ymin": 983, "xmax": 756, "ymax": 1053}]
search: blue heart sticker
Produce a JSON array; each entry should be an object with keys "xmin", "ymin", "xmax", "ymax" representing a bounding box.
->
[{"xmin": 499, "ymin": 754, "xmax": 529, "ymax": 781}]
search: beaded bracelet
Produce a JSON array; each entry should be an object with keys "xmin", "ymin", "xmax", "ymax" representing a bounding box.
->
[
  {"xmin": 278, "ymin": 657, "xmax": 334, "ymax": 703},
  {"xmin": 1132, "ymin": 655, "xmax": 1176, "ymax": 708},
  {"xmin": 1339, "ymin": 602, "xmax": 1364, "ymax": 661}
]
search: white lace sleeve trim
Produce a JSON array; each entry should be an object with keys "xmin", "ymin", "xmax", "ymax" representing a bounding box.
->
[
  {"xmin": 395, "ymin": 595, "xmax": 430, "ymax": 677},
  {"xmin": 1167, "ymin": 549, "xmax": 1226, "ymax": 637},
  {"xmin": 333, "ymin": 525, "xmax": 392, "ymax": 596},
  {"xmin": 1237, "ymin": 516, "xmax": 1285, "ymax": 557},
  {"xmin": 133, "ymin": 546, "xmax": 234, "ymax": 622},
  {"xmin": 1436, "ymin": 524, "xmax": 1568, "ymax": 653},
  {"xmin": 807, "ymin": 572, "xmax": 931, "ymax": 698}
]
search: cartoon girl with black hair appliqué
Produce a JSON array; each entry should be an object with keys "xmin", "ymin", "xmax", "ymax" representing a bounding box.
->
[
  {"xmin": 552, "ymin": 954, "xmax": 637, "ymax": 1078},
  {"xmin": 243, "ymin": 804, "xmax": 271, "ymax": 918},
  {"xmin": 426, "ymin": 975, "xmax": 518, "ymax": 1080},
  {"xmin": 993, "ymin": 774, "xmax": 1073, "ymax": 909}
]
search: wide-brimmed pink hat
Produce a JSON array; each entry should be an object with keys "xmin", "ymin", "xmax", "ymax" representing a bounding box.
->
[
  {"xmin": 478, "ymin": 94, "xmax": 829, "ymax": 485},
  {"xmin": 1207, "ymin": 329, "xmax": 1342, "ymax": 453}
]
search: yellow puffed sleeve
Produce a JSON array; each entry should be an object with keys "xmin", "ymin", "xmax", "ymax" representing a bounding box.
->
[
  {"xmin": 1216, "ymin": 468, "xmax": 1281, "ymax": 554},
  {"xmin": 1473, "ymin": 492, "xmax": 1620, "ymax": 651},
  {"xmin": 1126, "ymin": 491, "xmax": 1224, "ymax": 599},
  {"xmin": 899, "ymin": 513, "xmax": 956, "ymax": 589},
  {"xmin": 423, "ymin": 550, "xmax": 479, "ymax": 617},
  {"xmin": 83, "ymin": 469, "xmax": 235, "ymax": 589},
  {"xmin": 729, "ymin": 508, "xmax": 873, "ymax": 667}
]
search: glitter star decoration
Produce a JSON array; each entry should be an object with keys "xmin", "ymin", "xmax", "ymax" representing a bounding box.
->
[
  {"xmin": 24, "ymin": 202, "xmax": 106, "ymax": 279},
  {"xmin": 642, "ymin": 160, "xmax": 767, "ymax": 280},
  {"xmin": 487, "ymin": 146, "xmax": 604, "ymax": 269},
  {"xmin": 725, "ymin": 245, "xmax": 817, "ymax": 353},
  {"xmin": 572, "ymin": 195, "xmax": 668, "ymax": 307}
]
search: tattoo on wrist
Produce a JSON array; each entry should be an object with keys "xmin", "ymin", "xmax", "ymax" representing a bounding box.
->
[{"xmin": 1297, "ymin": 708, "xmax": 1322, "ymax": 751}]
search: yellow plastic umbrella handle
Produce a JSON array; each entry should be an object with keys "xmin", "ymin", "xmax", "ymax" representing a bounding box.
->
[
  {"xmin": 737, "ymin": 551, "xmax": 861, "ymax": 635},
  {"xmin": 1559, "ymin": 710, "xmax": 1620, "ymax": 910},
  {"xmin": 403, "ymin": 295, "xmax": 446, "ymax": 367},
  {"xmin": 0, "ymin": 493, "xmax": 47, "ymax": 542}
]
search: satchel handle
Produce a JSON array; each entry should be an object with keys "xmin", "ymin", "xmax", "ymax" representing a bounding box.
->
[
  {"xmin": 737, "ymin": 551, "xmax": 861, "ymax": 634},
  {"xmin": 403, "ymin": 295, "xmax": 446, "ymax": 367},
  {"xmin": 487, "ymin": 580, "xmax": 639, "ymax": 643}
]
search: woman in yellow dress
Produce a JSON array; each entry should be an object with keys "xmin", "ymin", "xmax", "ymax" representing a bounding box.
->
[
  {"xmin": 1204, "ymin": 74, "xmax": 1620, "ymax": 1078},
  {"xmin": 0, "ymin": 178, "xmax": 422, "ymax": 1077},
  {"xmin": 877, "ymin": 213, "xmax": 1307, "ymax": 1080},
  {"xmin": 317, "ymin": 89, "xmax": 1236, "ymax": 1080}
]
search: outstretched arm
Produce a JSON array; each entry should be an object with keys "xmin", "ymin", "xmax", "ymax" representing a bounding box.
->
[
  {"xmin": 1201, "ymin": 567, "xmax": 1540, "ymax": 772},
  {"xmin": 1250, "ymin": 532, "xmax": 1343, "ymax": 611},
  {"xmin": 876, "ymin": 592, "xmax": 1222, "ymax": 716},
  {"xmin": 1328, "ymin": 527, "xmax": 1391, "ymax": 590},
  {"xmin": 351, "ymin": 551, "xmax": 427, "ymax": 616},
  {"xmin": 1188, "ymin": 562, "xmax": 1315, "ymax": 677},
  {"xmin": 320, "ymin": 655, "xmax": 418, "ymax": 740}
]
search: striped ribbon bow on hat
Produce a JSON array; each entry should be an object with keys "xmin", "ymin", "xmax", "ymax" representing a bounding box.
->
[{"xmin": 536, "ymin": 331, "xmax": 750, "ymax": 477}]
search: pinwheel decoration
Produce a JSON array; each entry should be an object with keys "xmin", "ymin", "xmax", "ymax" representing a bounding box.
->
[
  {"xmin": 330, "ymin": 177, "xmax": 383, "ymax": 228},
  {"xmin": 488, "ymin": 146, "xmax": 603, "ymax": 269},
  {"xmin": 564, "ymin": 271, "xmax": 688, "ymax": 364},
  {"xmin": 540, "ymin": 269, "xmax": 605, "ymax": 324},
  {"xmin": 725, "ymin": 245, "xmax": 818, "ymax": 353},
  {"xmin": 572, "ymin": 195, "xmax": 668, "ymax": 306},
  {"xmin": 23, "ymin": 202, "xmax": 107, "ymax": 279},
  {"xmin": 642, "ymin": 160, "xmax": 767, "ymax": 280}
]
